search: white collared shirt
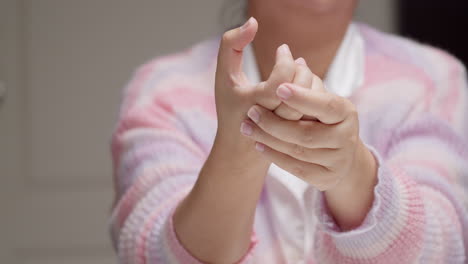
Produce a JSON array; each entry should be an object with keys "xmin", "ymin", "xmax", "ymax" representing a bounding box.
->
[{"xmin": 242, "ymin": 23, "xmax": 365, "ymax": 263}]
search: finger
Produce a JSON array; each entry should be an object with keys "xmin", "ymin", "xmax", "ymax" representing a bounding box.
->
[
  {"xmin": 273, "ymin": 103, "xmax": 302, "ymax": 120},
  {"xmin": 255, "ymin": 143, "xmax": 335, "ymax": 190},
  {"xmin": 291, "ymin": 61, "xmax": 321, "ymax": 120},
  {"xmin": 247, "ymin": 105, "xmax": 344, "ymax": 148},
  {"xmin": 240, "ymin": 120, "xmax": 341, "ymax": 167},
  {"xmin": 285, "ymin": 57, "xmax": 320, "ymax": 121},
  {"xmin": 217, "ymin": 17, "xmax": 258, "ymax": 80},
  {"xmin": 295, "ymin": 57, "xmax": 307, "ymax": 66},
  {"xmin": 301, "ymin": 74, "xmax": 322, "ymax": 121},
  {"xmin": 274, "ymin": 57, "xmax": 313, "ymax": 120},
  {"xmin": 277, "ymin": 83, "xmax": 353, "ymax": 124},
  {"xmin": 254, "ymin": 44, "xmax": 295, "ymax": 110},
  {"xmin": 292, "ymin": 57, "xmax": 314, "ymax": 88}
]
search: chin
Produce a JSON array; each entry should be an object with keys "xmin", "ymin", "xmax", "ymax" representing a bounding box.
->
[{"xmin": 288, "ymin": 0, "xmax": 354, "ymax": 13}]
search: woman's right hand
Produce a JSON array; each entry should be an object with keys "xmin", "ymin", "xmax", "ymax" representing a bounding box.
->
[
  {"xmin": 214, "ymin": 17, "xmax": 314, "ymax": 155},
  {"xmin": 173, "ymin": 17, "xmax": 314, "ymax": 263},
  {"xmin": 214, "ymin": 17, "xmax": 260, "ymax": 138}
]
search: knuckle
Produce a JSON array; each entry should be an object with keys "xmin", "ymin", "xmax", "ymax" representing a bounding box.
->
[
  {"xmin": 256, "ymin": 81, "xmax": 267, "ymax": 92},
  {"xmin": 337, "ymin": 128, "xmax": 356, "ymax": 147},
  {"xmin": 221, "ymin": 31, "xmax": 234, "ymax": 45},
  {"xmin": 334, "ymin": 122, "xmax": 347, "ymax": 136},
  {"xmin": 237, "ymin": 85, "xmax": 252, "ymax": 99},
  {"xmin": 226, "ymin": 72, "xmax": 242, "ymax": 86},
  {"xmin": 275, "ymin": 105, "xmax": 302, "ymax": 121},
  {"xmin": 300, "ymin": 123, "xmax": 316, "ymax": 146},
  {"xmin": 265, "ymin": 96, "xmax": 281, "ymax": 109},
  {"xmin": 254, "ymin": 84, "xmax": 281, "ymax": 109},
  {"xmin": 265, "ymin": 89, "xmax": 281, "ymax": 105},
  {"xmin": 326, "ymin": 96, "xmax": 345, "ymax": 116}
]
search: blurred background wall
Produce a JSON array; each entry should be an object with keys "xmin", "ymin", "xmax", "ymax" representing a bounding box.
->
[{"xmin": 0, "ymin": 1, "xmax": 397, "ymax": 263}]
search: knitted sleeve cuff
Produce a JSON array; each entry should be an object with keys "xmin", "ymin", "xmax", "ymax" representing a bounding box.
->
[
  {"xmin": 313, "ymin": 144, "xmax": 425, "ymax": 261},
  {"xmin": 162, "ymin": 206, "xmax": 259, "ymax": 264}
]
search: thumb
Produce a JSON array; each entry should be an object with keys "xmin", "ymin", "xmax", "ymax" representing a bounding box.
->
[{"xmin": 217, "ymin": 17, "xmax": 258, "ymax": 81}]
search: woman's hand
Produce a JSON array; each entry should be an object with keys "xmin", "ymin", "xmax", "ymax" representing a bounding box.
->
[
  {"xmin": 255, "ymin": 47, "xmax": 315, "ymax": 121},
  {"xmin": 241, "ymin": 81, "xmax": 378, "ymax": 230},
  {"xmin": 241, "ymin": 81, "xmax": 363, "ymax": 190},
  {"xmin": 176, "ymin": 17, "xmax": 327, "ymax": 263},
  {"xmin": 214, "ymin": 17, "xmax": 314, "ymax": 161},
  {"xmin": 214, "ymin": 17, "xmax": 259, "ymax": 138},
  {"xmin": 215, "ymin": 26, "xmax": 312, "ymax": 135}
]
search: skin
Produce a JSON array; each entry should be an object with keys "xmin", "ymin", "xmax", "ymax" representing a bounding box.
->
[
  {"xmin": 249, "ymin": 0, "xmax": 358, "ymax": 79},
  {"xmin": 173, "ymin": 0, "xmax": 377, "ymax": 263}
]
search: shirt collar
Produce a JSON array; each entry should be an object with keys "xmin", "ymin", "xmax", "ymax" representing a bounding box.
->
[{"xmin": 242, "ymin": 23, "xmax": 365, "ymax": 98}]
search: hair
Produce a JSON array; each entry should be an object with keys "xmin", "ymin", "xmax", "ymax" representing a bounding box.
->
[{"xmin": 220, "ymin": 0, "xmax": 248, "ymax": 31}]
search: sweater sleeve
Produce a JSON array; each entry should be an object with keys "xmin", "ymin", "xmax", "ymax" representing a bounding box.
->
[
  {"xmin": 313, "ymin": 54, "xmax": 468, "ymax": 263},
  {"xmin": 109, "ymin": 56, "xmax": 257, "ymax": 263}
]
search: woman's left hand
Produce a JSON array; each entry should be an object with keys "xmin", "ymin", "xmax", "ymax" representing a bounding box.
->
[{"xmin": 240, "ymin": 81, "xmax": 378, "ymax": 229}]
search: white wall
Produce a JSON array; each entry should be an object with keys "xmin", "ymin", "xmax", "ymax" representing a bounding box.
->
[{"xmin": 355, "ymin": 0, "xmax": 398, "ymax": 33}]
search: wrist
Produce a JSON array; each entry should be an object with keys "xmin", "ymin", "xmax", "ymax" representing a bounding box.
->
[
  {"xmin": 209, "ymin": 129, "xmax": 270, "ymax": 173},
  {"xmin": 323, "ymin": 140, "xmax": 377, "ymax": 230},
  {"xmin": 332, "ymin": 140, "xmax": 376, "ymax": 194},
  {"xmin": 351, "ymin": 141, "xmax": 377, "ymax": 192}
]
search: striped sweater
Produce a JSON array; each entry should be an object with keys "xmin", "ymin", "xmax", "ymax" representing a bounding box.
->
[{"xmin": 110, "ymin": 24, "xmax": 468, "ymax": 263}]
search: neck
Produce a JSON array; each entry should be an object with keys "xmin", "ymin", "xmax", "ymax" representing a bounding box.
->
[{"xmin": 248, "ymin": 2, "xmax": 354, "ymax": 80}]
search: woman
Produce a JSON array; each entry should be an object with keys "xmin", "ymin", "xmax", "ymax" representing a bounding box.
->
[{"xmin": 110, "ymin": 0, "xmax": 468, "ymax": 263}]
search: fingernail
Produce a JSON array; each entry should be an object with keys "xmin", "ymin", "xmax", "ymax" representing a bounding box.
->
[
  {"xmin": 278, "ymin": 44, "xmax": 291, "ymax": 55},
  {"xmin": 240, "ymin": 122, "xmax": 253, "ymax": 136},
  {"xmin": 277, "ymin": 85, "xmax": 292, "ymax": 100},
  {"xmin": 295, "ymin": 57, "xmax": 307, "ymax": 66},
  {"xmin": 240, "ymin": 17, "xmax": 252, "ymax": 32},
  {"xmin": 255, "ymin": 142, "xmax": 265, "ymax": 152},
  {"xmin": 247, "ymin": 107, "xmax": 260, "ymax": 123}
]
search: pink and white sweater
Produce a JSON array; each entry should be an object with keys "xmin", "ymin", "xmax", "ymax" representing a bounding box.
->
[{"xmin": 110, "ymin": 24, "xmax": 468, "ymax": 263}]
